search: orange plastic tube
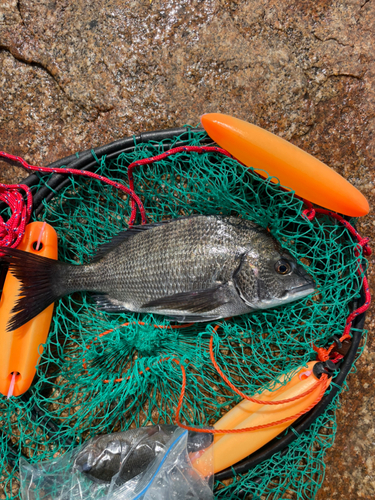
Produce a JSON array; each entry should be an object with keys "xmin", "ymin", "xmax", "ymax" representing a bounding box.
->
[
  {"xmin": 201, "ymin": 113, "xmax": 369, "ymax": 217},
  {"xmin": 0, "ymin": 222, "xmax": 58, "ymax": 397},
  {"xmin": 192, "ymin": 362, "xmax": 330, "ymax": 475}
]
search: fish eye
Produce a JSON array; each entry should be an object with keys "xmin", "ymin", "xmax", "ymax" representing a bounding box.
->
[{"xmin": 275, "ymin": 260, "xmax": 292, "ymax": 275}]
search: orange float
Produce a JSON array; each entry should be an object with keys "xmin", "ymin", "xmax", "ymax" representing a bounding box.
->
[
  {"xmin": 0, "ymin": 222, "xmax": 58, "ymax": 397},
  {"xmin": 201, "ymin": 113, "xmax": 369, "ymax": 217},
  {"xmin": 192, "ymin": 361, "xmax": 331, "ymax": 475}
]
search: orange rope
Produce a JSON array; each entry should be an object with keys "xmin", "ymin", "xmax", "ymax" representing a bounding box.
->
[
  {"xmin": 312, "ymin": 333, "xmax": 352, "ymax": 363},
  {"xmin": 173, "ymin": 358, "xmax": 328, "ymax": 434},
  {"xmin": 209, "ymin": 327, "xmax": 324, "ymax": 406}
]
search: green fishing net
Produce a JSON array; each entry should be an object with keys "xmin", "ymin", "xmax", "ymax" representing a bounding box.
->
[{"xmin": 0, "ymin": 128, "xmax": 367, "ymax": 499}]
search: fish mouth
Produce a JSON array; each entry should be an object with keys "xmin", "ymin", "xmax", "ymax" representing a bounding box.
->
[{"xmin": 289, "ymin": 282, "xmax": 315, "ymax": 297}]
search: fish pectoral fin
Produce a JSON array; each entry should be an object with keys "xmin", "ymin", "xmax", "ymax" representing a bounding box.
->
[
  {"xmin": 142, "ymin": 284, "xmax": 231, "ymax": 314},
  {"xmin": 91, "ymin": 294, "xmax": 130, "ymax": 312}
]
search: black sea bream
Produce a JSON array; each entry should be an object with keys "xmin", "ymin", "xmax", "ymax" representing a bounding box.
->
[{"xmin": 0, "ymin": 215, "xmax": 314, "ymax": 330}]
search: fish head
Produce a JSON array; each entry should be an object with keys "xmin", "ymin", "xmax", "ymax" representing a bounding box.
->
[
  {"xmin": 75, "ymin": 435, "xmax": 128, "ymax": 483},
  {"xmin": 236, "ymin": 233, "xmax": 315, "ymax": 309}
]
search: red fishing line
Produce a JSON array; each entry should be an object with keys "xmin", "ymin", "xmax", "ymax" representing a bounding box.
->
[
  {"xmin": 0, "ymin": 183, "xmax": 32, "ymax": 248},
  {"xmin": 0, "ymin": 151, "xmax": 148, "ymax": 228}
]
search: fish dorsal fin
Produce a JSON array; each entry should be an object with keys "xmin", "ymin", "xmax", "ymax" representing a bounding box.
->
[
  {"xmin": 92, "ymin": 216, "xmax": 214, "ymax": 261},
  {"xmin": 92, "ymin": 223, "xmax": 162, "ymax": 262}
]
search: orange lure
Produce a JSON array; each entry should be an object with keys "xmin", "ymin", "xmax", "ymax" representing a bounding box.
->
[
  {"xmin": 0, "ymin": 222, "xmax": 58, "ymax": 397},
  {"xmin": 201, "ymin": 113, "xmax": 369, "ymax": 217}
]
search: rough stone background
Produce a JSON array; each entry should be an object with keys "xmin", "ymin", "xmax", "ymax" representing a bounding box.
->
[{"xmin": 0, "ymin": 0, "xmax": 374, "ymax": 498}]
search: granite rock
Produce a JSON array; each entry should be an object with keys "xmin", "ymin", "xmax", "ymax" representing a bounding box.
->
[{"xmin": 0, "ymin": 0, "xmax": 374, "ymax": 498}]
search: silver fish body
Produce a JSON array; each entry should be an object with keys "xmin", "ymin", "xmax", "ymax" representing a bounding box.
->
[{"xmin": 1, "ymin": 215, "xmax": 315, "ymax": 330}]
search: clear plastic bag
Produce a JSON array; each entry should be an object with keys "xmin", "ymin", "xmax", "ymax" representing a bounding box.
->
[{"xmin": 20, "ymin": 426, "xmax": 213, "ymax": 500}]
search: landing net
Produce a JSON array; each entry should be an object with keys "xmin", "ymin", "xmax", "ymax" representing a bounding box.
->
[{"xmin": 0, "ymin": 128, "xmax": 368, "ymax": 499}]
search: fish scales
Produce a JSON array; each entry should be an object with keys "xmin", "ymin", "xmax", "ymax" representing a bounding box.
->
[{"xmin": 85, "ymin": 216, "xmax": 250, "ymax": 304}]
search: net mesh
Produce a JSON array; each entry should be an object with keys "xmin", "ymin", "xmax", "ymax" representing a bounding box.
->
[{"xmin": 0, "ymin": 128, "xmax": 367, "ymax": 499}]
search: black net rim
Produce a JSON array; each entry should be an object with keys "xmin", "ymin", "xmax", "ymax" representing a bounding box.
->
[{"xmin": 2, "ymin": 126, "xmax": 367, "ymax": 484}]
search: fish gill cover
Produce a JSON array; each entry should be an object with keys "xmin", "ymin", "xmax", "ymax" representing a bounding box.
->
[{"xmin": 0, "ymin": 128, "xmax": 367, "ymax": 499}]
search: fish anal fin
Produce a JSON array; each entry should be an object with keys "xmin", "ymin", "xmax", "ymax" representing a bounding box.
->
[
  {"xmin": 166, "ymin": 314, "xmax": 218, "ymax": 323},
  {"xmin": 91, "ymin": 294, "xmax": 130, "ymax": 312}
]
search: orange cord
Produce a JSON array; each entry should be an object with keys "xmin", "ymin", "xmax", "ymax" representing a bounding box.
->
[
  {"xmin": 173, "ymin": 357, "xmax": 328, "ymax": 434},
  {"xmin": 209, "ymin": 326, "xmax": 324, "ymax": 406},
  {"xmin": 312, "ymin": 333, "xmax": 351, "ymax": 363}
]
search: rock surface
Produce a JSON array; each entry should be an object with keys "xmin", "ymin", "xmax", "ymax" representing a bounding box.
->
[{"xmin": 0, "ymin": 0, "xmax": 374, "ymax": 498}]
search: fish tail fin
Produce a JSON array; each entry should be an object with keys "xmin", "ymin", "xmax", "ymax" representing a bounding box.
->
[{"xmin": 0, "ymin": 248, "xmax": 74, "ymax": 331}]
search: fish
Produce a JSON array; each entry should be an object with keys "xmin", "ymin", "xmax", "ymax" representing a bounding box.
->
[
  {"xmin": 74, "ymin": 425, "xmax": 213, "ymax": 485},
  {"xmin": 0, "ymin": 215, "xmax": 315, "ymax": 331}
]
